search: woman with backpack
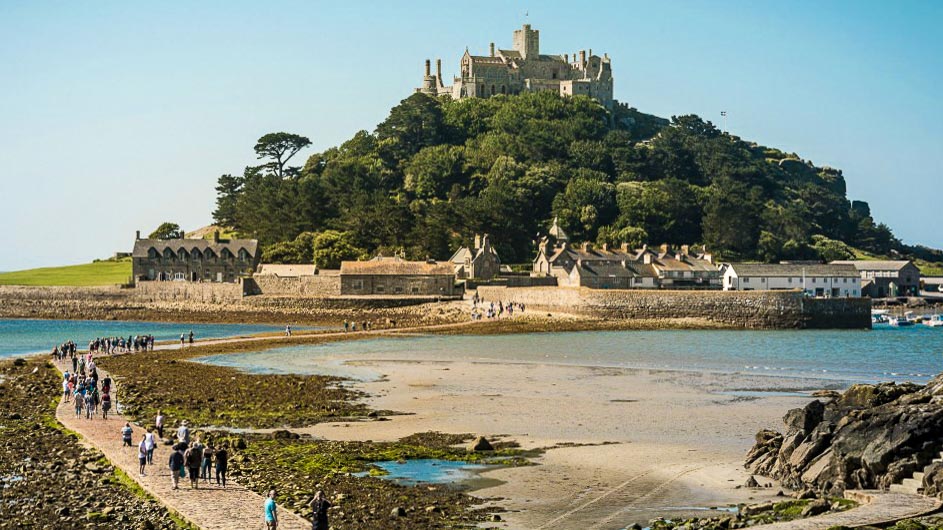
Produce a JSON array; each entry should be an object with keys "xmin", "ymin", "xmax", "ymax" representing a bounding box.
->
[{"xmin": 101, "ymin": 392, "xmax": 112, "ymax": 420}]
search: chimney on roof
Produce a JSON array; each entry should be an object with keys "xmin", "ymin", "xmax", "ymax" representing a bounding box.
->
[
  {"xmin": 564, "ymin": 53, "xmax": 568, "ymax": 63},
  {"xmin": 579, "ymin": 50, "xmax": 586, "ymax": 66},
  {"xmin": 425, "ymin": 59, "xmax": 431, "ymax": 77},
  {"xmin": 681, "ymin": 245, "xmax": 690, "ymax": 256},
  {"xmin": 601, "ymin": 243, "xmax": 609, "ymax": 252},
  {"xmin": 213, "ymin": 230, "xmax": 220, "ymax": 243},
  {"xmin": 135, "ymin": 230, "xmax": 141, "ymax": 240},
  {"xmin": 620, "ymin": 243, "xmax": 630, "ymax": 252},
  {"xmin": 643, "ymin": 253, "xmax": 652, "ymax": 265},
  {"xmin": 490, "ymin": 42, "xmax": 495, "ymax": 57},
  {"xmin": 589, "ymin": 48, "xmax": 593, "ymax": 57},
  {"xmin": 703, "ymin": 253, "xmax": 714, "ymax": 264},
  {"xmin": 436, "ymin": 58, "xmax": 442, "ymax": 81},
  {"xmin": 660, "ymin": 243, "xmax": 669, "ymax": 254},
  {"xmin": 474, "ymin": 234, "xmax": 481, "ymax": 250}
]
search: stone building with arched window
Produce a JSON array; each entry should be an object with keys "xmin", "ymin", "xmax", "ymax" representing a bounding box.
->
[{"xmin": 131, "ymin": 231, "xmax": 260, "ymax": 284}]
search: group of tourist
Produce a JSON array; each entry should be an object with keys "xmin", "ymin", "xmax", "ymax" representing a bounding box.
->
[
  {"xmin": 88, "ymin": 335, "xmax": 156, "ymax": 355},
  {"xmin": 50, "ymin": 340, "xmax": 77, "ymax": 361},
  {"xmin": 50, "ymin": 334, "xmax": 334, "ymax": 530},
  {"xmin": 161, "ymin": 419, "xmax": 230, "ymax": 490},
  {"xmin": 61, "ymin": 356, "xmax": 113, "ymax": 421},
  {"xmin": 342, "ymin": 320, "xmax": 377, "ymax": 332},
  {"xmin": 470, "ymin": 298, "xmax": 525, "ymax": 320}
]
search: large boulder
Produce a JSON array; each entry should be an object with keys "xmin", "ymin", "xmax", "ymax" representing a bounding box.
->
[{"xmin": 746, "ymin": 375, "xmax": 943, "ymax": 495}]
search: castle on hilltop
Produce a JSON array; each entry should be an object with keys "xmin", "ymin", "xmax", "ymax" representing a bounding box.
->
[{"xmin": 418, "ymin": 24, "xmax": 614, "ymax": 109}]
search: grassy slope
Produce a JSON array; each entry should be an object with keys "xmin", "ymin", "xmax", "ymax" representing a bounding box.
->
[{"xmin": 0, "ymin": 259, "xmax": 131, "ymax": 286}]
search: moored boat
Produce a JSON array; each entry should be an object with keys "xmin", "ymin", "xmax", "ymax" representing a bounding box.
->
[
  {"xmin": 889, "ymin": 316, "xmax": 915, "ymax": 327},
  {"xmin": 924, "ymin": 315, "xmax": 943, "ymax": 327}
]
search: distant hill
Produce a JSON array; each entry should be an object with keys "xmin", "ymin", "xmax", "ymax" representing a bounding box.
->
[
  {"xmin": 183, "ymin": 225, "xmax": 237, "ymax": 240},
  {"xmin": 212, "ymin": 91, "xmax": 940, "ymax": 269},
  {"xmin": 0, "ymin": 259, "xmax": 132, "ymax": 287}
]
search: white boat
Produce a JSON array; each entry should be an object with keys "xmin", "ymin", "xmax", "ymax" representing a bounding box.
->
[
  {"xmin": 871, "ymin": 309, "xmax": 890, "ymax": 324},
  {"xmin": 924, "ymin": 315, "xmax": 943, "ymax": 327},
  {"xmin": 889, "ymin": 316, "xmax": 915, "ymax": 327}
]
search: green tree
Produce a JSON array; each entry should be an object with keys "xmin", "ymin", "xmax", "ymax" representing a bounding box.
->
[
  {"xmin": 312, "ymin": 230, "xmax": 368, "ymax": 269},
  {"xmin": 597, "ymin": 225, "xmax": 648, "ymax": 249},
  {"xmin": 254, "ymin": 132, "xmax": 312, "ymax": 178},
  {"xmin": 376, "ymin": 93, "xmax": 451, "ymax": 164},
  {"xmin": 148, "ymin": 222, "xmax": 183, "ymax": 240},
  {"xmin": 702, "ymin": 177, "xmax": 764, "ymax": 258},
  {"xmin": 615, "ymin": 179, "xmax": 703, "ymax": 244},
  {"xmin": 551, "ymin": 170, "xmax": 616, "ymax": 242},
  {"xmin": 404, "ymin": 145, "xmax": 466, "ymax": 200},
  {"xmin": 212, "ymin": 173, "xmax": 243, "ymax": 228}
]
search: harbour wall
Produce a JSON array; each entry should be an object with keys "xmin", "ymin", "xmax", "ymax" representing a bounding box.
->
[{"xmin": 475, "ymin": 286, "xmax": 872, "ymax": 329}]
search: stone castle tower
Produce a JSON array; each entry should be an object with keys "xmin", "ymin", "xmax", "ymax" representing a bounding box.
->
[{"xmin": 418, "ymin": 24, "xmax": 614, "ymax": 109}]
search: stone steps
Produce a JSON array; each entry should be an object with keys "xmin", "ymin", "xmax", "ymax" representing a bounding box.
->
[
  {"xmin": 890, "ymin": 483, "xmax": 921, "ymax": 495},
  {"xmin": 889, "ymin": 452, "xmax": 943, "ymax": 496}
]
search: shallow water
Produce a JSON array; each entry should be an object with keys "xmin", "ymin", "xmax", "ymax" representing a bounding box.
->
[
  {"xmin": 0, "ymin": 319, "xmax": 300, "ymax": 358},
  {"xmin": 198, "ymin": 324, "xmax": 943, "ymax": 385},
  {"xmin": 355, "ymin": 459, "xmax": 491, "ymax": 486}
]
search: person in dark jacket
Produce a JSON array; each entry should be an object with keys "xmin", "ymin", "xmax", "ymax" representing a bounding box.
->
[
  {"xmin": 184, "ymin": 441, "xmax": 203, "ymax": 489},
  {"xmin": 215, "ymin": 446, "xmax": 228, "ymax": 488},
  {"xmin": 309, "ymin": 490, "xmax": 331, "ymax": 530},
  {"xmin": 168, "ymin": 448, "xmax": 184, "ymax": 490}
]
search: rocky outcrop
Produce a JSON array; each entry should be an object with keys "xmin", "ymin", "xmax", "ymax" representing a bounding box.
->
[{"xmin": 746, "ymin": 376, "xmax": 943, "ymax": 495}]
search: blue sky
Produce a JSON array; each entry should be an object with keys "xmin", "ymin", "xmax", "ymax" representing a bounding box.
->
[{"xmin": 1, "ymin": 1, "xmax": 940, "ymax": 270}]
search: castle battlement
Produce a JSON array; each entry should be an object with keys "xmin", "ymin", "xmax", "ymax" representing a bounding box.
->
[{"xmin": 418, "ymin": 24, "xmax": 613, "ymax": 109}]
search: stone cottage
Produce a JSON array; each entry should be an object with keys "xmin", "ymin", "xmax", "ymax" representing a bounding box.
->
[
  {"xmin": 339, "ymin": 256, "xmax": 457, "ymax": 296},
  {"xmin": 450, "ymin": 234, "xmax": 501, "ymax": 280},
  {"xmin": 131, "ymin": 231, "xmax": 260, "ymax": 284},
  {"xmin": 830, "ymin": 260, "xmax": 920, "ymax": 297}
]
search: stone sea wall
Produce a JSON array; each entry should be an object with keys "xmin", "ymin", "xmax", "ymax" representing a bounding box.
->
[
  {"xmin": 245, "ymin": 275, "xmax": 341, "ymax": 296},
  {"xmin": 476, "ymin": 286, "xmax": 871, "ymax": 329}
]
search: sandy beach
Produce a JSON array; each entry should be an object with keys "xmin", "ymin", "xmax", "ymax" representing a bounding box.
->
[{"xmin": 288, "ymin": 352, "xmax": 839, "ymax": 529}]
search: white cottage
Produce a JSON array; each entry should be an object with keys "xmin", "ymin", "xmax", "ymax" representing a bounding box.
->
[{"xmin": 723, "ymin": 263, "xmax": 861, "ymax": 297}]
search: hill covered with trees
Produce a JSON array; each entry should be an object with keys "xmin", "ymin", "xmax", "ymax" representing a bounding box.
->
[{"xmin": 212, "ymin": 92, "xmax": 932, "ymax": 269}]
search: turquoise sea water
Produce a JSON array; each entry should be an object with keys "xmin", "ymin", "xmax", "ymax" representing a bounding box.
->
[
  {"xmin": 355, "ymin": 459, "xmax": 491, "ymax": 486},
  {"xmin": 198, "ymin": 324, "xmax": 943, "ymax": 385},
  {"xmin": 0, "ymin": 319, "xmax": 294, "ymax": 358}
]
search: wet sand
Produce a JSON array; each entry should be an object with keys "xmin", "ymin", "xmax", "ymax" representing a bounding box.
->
[{"xmin": 295, "ymin": 356, "xmax": 837, "ymax": 529}]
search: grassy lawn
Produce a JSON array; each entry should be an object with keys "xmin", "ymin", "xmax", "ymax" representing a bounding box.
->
[{"xmin": 0, "ymin": 259, "xmax": 132, "ymax": 286}]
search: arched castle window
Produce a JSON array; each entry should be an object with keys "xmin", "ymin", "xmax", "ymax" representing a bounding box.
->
[
  {"xmin": 163, "ymin": 248, "xmax": 174, "ymax": 261},
  {"xmin": 501, "ymin": 85, "xmax": 506, "ymax": 94},
  {"xmin": 491, "ymin": 84, "xmax": 495, "ymax": 95}
]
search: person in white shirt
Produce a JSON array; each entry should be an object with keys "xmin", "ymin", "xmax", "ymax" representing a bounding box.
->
[
  {"xmin": 144, "ymin": 428, "xmax": 157, "ymax": 465},
  {"xmin": 155, "ymin": 410, "xmax": 165, "ymax": 439},
  {"xmin": 138, "ymin": 434, "xmax": 148, "ymax": 476}
]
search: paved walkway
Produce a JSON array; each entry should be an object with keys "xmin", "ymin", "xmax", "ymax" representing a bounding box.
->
[
  {"xmin": 54, "ymin": 359, "xmax": 311, "ymax": 530},
  {"xmin": 752, "ymin": 490, "xmax": 941, "ymax": 529}
]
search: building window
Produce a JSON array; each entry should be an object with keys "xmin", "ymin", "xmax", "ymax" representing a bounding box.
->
[
  {"xmin": 788, "ymin": 278, "xmax": 793, "ymax": 283},
  {"xmin": 491, "ymin": 85, "xmax": 495, "ymax": 95},
  {"xmin": 744, "ymin": 278, "xmax": 750, "ymax": 283},
  {"xmin": 375, "ymin": 285, "xmax": 384, "ymax": 293},
  {"xmin": 411, "ymin": 287, "xmax": 419, "ymax": 294},
  {"xmin": 352, "ymin": 280, "xmax": 363, "ymax": 290}
]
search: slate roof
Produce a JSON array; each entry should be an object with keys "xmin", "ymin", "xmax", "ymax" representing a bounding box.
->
[
  {"xmin": 132, "ymin": 238, "xmax": 259, "ymax": 258},
  {"xmin": 340, "ymin": 256, "xmax": 454, "ymax": 276},
  {"xmin": 727, "ymin": 263, "xmax": 859, "ymax": 278},
  {"xmin": 831, "ymin": 260, "xmax": 914, "ymax": 272}
]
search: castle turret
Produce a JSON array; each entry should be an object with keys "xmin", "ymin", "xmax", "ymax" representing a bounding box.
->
[
  {"xmin": 513, "ymin": 24, "xmax": 539, "ymax": 59},
  {"xmin": 420, "ymin": 59, "xmax": 436, "ymax": 95},
  {"xmin": 489, "ymin": 42, "xmax": 495, "ymax": 57}
]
